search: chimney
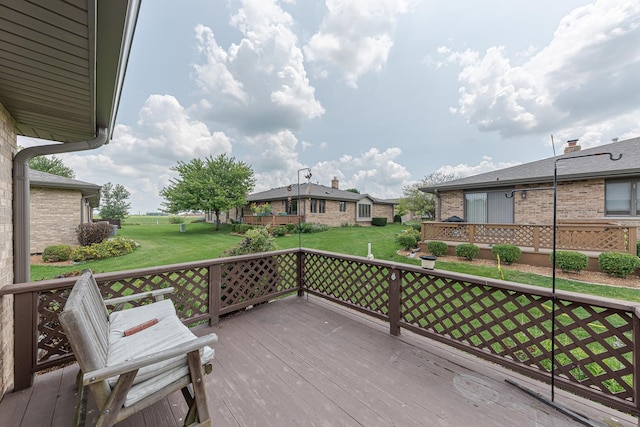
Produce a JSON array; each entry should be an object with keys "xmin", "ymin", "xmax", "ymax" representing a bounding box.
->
[
  {"xmin": 564, "ymin": 139, "xmax": 581, "ymax": 154},
  {"xmin": 331, "ymin": 176, "xmax": 339, "ymax": 189}
]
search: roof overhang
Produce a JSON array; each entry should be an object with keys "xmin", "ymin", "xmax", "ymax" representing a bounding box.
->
[{"xmin": 0, "ymin": 0, "xmax": 141, "ymax": 142}]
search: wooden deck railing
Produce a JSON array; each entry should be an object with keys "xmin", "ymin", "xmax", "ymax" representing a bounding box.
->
[
  {"xmin": 243, "ymin": 214, "xmax": 304, "ymax": 225},
  {"xmin": 422, "ymin": 222, "xmax": 637, "ymax": 254},
  {"xmin": 3, "ymin": 248, "xmax": 640, "ymax": 416}
]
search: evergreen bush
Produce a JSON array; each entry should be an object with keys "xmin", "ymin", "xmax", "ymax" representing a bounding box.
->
[
  {"xmin": 393, "ymin": 214, "xmax": 402, "ymax": 223},
  {"xmin": 42, "ymin": 244, "xmax": 72, "ymax": 262},
  {"xmin": 550, "ymin": 251, "xmax": 588, "ymax": 273},
  {"xmin": 491, "ymin": 244, "xmax": 521, "ymax": 264},
  {"xmin": 427, "ymin": 241, "xmax": 448, "ymax": 257},
  {"xmin": 598, "ymin": 252, "xmax": 640, "ymax": 278},
  {"xmin": 455, "ymin": 244, "xmax": 479, "ymax": 261},
  {"xmin": 371, "ymin": 217, "xmax": 387, "ymax": 226},
  {"xmin": 395, "ymin": 228, "xmax": 420, "ymax": 250}
]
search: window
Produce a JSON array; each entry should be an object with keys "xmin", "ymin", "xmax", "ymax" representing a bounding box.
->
[
  {"xmin": 464, "ymin": 189, "xmax": 514, "ymax": 223},
  {"xmin": 286, "ymin": 199, "xmax": 298, "ymax": 215},
  {"xmin": 310, "ymin": 199, "xmax": 325, "ymax": 213},
  {"xmin": 339, "ymin": 201, "xmax": 346, "ymax": 212},
  {"xmin": 606, "ymin": 180, "xmax": 639, "ymax": 216},
  {"xmin": 357, "ymin": 203, "xmax": 371, "ymax": 219}
]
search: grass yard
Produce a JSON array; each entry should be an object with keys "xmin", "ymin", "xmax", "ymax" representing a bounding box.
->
[{"xmin": 29, "ymin": 216, "xmax": 640, "ymax": 302}]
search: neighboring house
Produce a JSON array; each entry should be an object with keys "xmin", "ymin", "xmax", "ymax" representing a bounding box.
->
[
  {"xmin": 29, "ymin": 170, "xmax": 101, "ymax": 254},
  {"xmin": 421, "ymin": 137, "xmax": 640, "ymax": 229},
  {"xmin": 0, "ymin": 0, "xmax": 139, "ymax": 397},
  {"xmin": 230, "ymin": 177, "xmax": 395, "ymax": 227}
]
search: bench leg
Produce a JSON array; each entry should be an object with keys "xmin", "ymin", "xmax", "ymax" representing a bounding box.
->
[
  {"xmin": 74, "ymin": 369, "xmax": 88, "ymax": 427},
  {"xmin": 95, "ymin": 370, "xmax": 137, "ymax": 427},
  {"xmin": 183, "ymin": 351, "xmax": 211, "ymax": 427}
]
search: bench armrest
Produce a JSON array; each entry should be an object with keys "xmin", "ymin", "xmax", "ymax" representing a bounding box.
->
[
  {"xmin": 103, "ymin": 287, "xmax": 175, "ymax": 307},
  {"xmin": 83, "ymin": 333, "xmax": 218, "ymax": 386}
]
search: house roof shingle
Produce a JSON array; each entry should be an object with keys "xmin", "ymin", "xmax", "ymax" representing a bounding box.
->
[
  {"xmin": 247, "ymin": 183, "xmax": 395, "ymax": 205},
  {"xmin": 421, "ymin": 136, "xmax": 640, "ymax": 193},
  {"xmin": 29, "ymin": 170, "xmax": 101, "ymax": 207}
]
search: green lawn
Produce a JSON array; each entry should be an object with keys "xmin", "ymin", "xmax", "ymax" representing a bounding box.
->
[{"xmin": 30, "ymin": 217, "xmax": 640, "ymax": 302}]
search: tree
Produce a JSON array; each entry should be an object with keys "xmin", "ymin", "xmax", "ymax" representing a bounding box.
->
[
  {"xmin": 399, "ymin": 172, "xmax": 456, "ymax": 220},
  {"xmin": 160, "ymin": 154, "xmax": 256, "ymax": 230},
  {"xmin": 99, "ymin": 182, "xmax": 131, "ymax": 219},
  {"xmin": 29, "ymin": 154, "xmax": 75, "ymax": 178},
  {"xmin": 345, "ymin": 188, "xmax": 360, "ymax": 194}
]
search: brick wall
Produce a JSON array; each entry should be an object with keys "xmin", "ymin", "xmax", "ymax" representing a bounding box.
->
[
  {"xmin": 438, "ymin": 181, "xmax": 640, "ymax": 228},
  {"xmin": 306, "ymin": 200, "xmax": 355, "ymax": 226},
  {"xmin": 438, "ymin": 190, "xmax": 464, "ymax": 220},
  {"xmin": 0, "ymin": 102, "xmax": 16, "ymax": 396},
  {"xmin": 372, "ymin": 204, "xmax": 394, "ymax": 223},
  {"xmin": 30, "ymin": 187, "xmax": 82, "ymax": 253}
]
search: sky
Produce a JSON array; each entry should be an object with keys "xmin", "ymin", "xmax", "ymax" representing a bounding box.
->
[{"xmin": 20, "ymin": 0, "xmax": 640, "ymax": 214}]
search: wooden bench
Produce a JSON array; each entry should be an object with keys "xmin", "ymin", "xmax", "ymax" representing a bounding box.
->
[{"xmin": 59, "ymin": 270, "xmax": 218, "ymax": 426}]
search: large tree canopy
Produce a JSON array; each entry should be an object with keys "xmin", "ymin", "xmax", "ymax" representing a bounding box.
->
[
  {"xmin": 399, "ymin": 172, "xmax": 456, "ymax": 220},
  {"xmin": 160, "ymin": 154, "xmax": 256, "ymax": 229},
  {"xmin": 28, "ymin": 154, "xmax": 75, "ymax": 178},
  {"xmin": 99, "ymin": 182, "xmax": 131, "ymax": 219}
]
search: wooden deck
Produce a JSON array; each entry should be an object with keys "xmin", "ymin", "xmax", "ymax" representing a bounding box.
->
[{"xmin": 0, "ymin": 295, "xmax": 636, "ymax": 426}]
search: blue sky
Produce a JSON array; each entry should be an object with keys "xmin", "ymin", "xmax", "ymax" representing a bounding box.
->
[{"xmin": 21, "ymin": 0, "xmax": 640, "ymax": 214}]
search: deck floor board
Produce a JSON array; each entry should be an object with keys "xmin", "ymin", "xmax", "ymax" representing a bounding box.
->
[{"xmin": 0, "ymin": 295, "xmax": 636, "ymax": 426}]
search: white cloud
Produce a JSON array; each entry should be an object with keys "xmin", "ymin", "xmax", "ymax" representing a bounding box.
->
[
  {"xmin": 435, "ymin": 156, "xmax": 521, "ymax": 178},
  {"xmin": 438, "ymin": 0, "xmax": 640, "ymax": 139},
  {"xmin": 310, "ymin": 147, "xmax": 411, "ymax": 198},
  {"xmin": 58, "ymin": 94, "xmax": 232, "ymax": 213},
  {"xmin": 304, "ymin": 0, "xmax": 418, "ymax": 87},
  {"xmin": 192, "ymin": 0, "xmax": 324, "ymax": 134}
]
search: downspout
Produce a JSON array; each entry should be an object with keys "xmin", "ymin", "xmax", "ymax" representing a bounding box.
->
[
  {"xmin": 13, "ymin": 128, "xmax": 108, "ymax": 283},
  {"xmin": 434, "ymin": 188, "xmax": 440, "ymax": 221}
]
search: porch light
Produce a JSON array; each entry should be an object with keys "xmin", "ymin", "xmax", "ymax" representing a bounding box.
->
[{"xmin": 521, "ymin": 191, "xmax": 526, "ymax": 200}]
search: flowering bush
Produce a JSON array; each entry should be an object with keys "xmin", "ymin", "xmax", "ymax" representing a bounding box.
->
[
  {"xmin": 71, "ymin": 237, "xmax": 138, "ymax": 261},
  {"xmin": 395, "ymin": 228, "xmax": 420, "ymax": 250}
]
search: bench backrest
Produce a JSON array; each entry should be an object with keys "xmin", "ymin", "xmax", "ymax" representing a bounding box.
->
[{"xmin": 59, "ymin": 270, "xmax": 111, "ymax": 401}]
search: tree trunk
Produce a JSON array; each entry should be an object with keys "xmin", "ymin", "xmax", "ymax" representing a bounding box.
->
[{"xmin": 214, "ymin": 211, "xmax": 221, "ymax": 230}]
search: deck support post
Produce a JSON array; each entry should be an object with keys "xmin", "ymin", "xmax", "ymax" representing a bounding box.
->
[{"xmin": 389, "ymin": 269, "xmax": 401, "ymax": 336}]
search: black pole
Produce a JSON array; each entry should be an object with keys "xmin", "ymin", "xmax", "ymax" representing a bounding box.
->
[{"xmin": 551, "ymin": 161, "xmax": 558, "ymax": 401}]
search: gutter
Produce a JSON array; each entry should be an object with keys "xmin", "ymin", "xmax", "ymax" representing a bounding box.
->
[{"xmin": 13, "ymin": 128, "xmax": 108, "ymax": 283}]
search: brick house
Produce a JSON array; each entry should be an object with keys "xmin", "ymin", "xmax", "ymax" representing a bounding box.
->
[
  {"xmin": 421, "ymin": 137, "xmax": 640, "ymax": 229},
  {"xmin": 231, "ymin": 177, "xmax": 395, "ymax": 227},
  {"xmin": 0, "ymin": 1, "xmax": 139, "ymax": 397},
  {"xmin": 29, "ymin": 170, "xmax": 101, "ymax": 254}
]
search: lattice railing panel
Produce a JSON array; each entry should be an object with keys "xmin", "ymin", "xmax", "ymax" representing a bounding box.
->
[
  {"xmin": 400, "ymin": 272, "xmax": 634, "ymax": 400},
  {"xmin": 474, "ymin": 225, "xmax": 534, "ymax": 246},
  {"xmin": 220, "ymin": 252, "xmax": 298, "ymax": 309},
  {"xmin": 302, "ymin": 253, "xmax": 390, "ymax": 317},
  {"xmin": 424, "ymin": 224, "xmax": 469, "ymax": 242},
  {"xmin": 37, "ymin": 288, "xmax": 72, "ymax": 363},
  {"xmin": 558, "ymin": 227, "xmax": 627, "ymax": 252},
  {"xmin": 102, "ymin": 268, "xmax": 210, "ymax": 321}
]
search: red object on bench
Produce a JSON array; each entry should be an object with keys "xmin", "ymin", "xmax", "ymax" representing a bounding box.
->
[{"xmin": 123, "ymin": 318, "xmax": 159, "ymax": 336}]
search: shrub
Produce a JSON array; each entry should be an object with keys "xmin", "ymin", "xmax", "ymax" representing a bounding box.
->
[
  {"xmin": 395, "ymin": 228, "xmax": 420, "ymax": 250},
  {"xmin": 297, "ymin": 223, "xmax": 329, "ymax": 234},
  {"xmin": 393, "ymin": 214, "xmax": 402, "ymax": 223},
  {"xmin": 76, "ymin": 222, "xmax": 112, "ymax": 246},
  {"xmin": 168, "ymin": 215, "xmax": 184, "ymax": 224},
  {"xmin": 637, "ymin": 240, "xmax": 640, "ymax": 256},
  {"xmin": 271, "ymin": 225, "xmax": 287, "ymax": 237},
  {"xmin": 491, "ymin": 244, "xmax": 521, "ymax": 265},
  {"xmin": 409, "ymin": 223, "xmax": 421, "ymax": 232},
  {"xmin": 598, "ymin": 252, "xmax": 640, "ymax": 278},
  {"xmin": 371, "ymin": 217, "xmax": 387, "ymax": 226},
  {"xmin": 427, "ymin": 241, "xmax": 448, "ymax": 257},
  {"xmin": 223, "ymin": 226, "xmax": 277, "ymax": 256},
  {"xmin": 286, "ymin": 223, "xmax": 297, "ymax": 233},
  {"xmin": 233, "ymin": 224, "xmax": 254, "ymax": 234},
  {"xmin": 71, "ymin": 237, "xmax": 138, "ymax": 261},
  {"xmin": 42, "ymin": 244, "xmax": 72, "ymax": 262},
  {"xmin": 455, "ymin": 244, "xmax": 479, "ymax": 261},
  {"xmin": 550, "ymin": 251, "xmax": 588, "ymax": 273}
]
